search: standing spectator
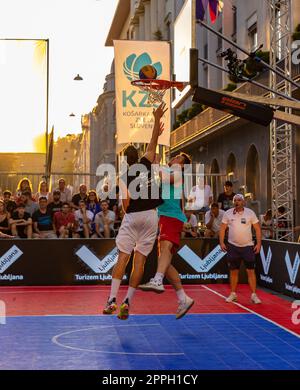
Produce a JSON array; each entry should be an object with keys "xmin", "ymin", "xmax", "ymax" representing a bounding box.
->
[
  {"xmin": 19, "ymin": 191, "xmax": 38, "ymax": 217},
  {"xmin": 71, "ymin": 184, "xmax": 88, "ymax": 210},
  {"xmin": 188, "ymin": 178, "xmax": 213, "ymax": 212},
  {"xmin": 35, "ymin": 180, "xmax": 52, "ymax": 204},
  {"xmin": 47, "ymin": 190, "xmax": 63, "ymax": 217},
  {"xmin": 0, "ymin": 200, "xmax": 11, "ymax": 235},
  {"xmin": 204, "ymin": 203, "xmax": 225, "ymax": 238},
  {"xmin": 219, "ymin": 194, "xmax": 262, "ymax": 304},
  {"xmin": 9, "ymin": 204, "xmax": 32, "ymax": 238},
  {"xmin": 73, "ymin": 200, "xmax": 93, "ymax": 238},
  {"xmin": 86, "ymin": 190, "xmax": 101, "ymax": 235},
  {"xmin": 217, "ymin": 181, "xmax": 236, "ymax": 211},
  {"xmin": 2, "ymin": 190, "xmax": 17, "ymax": 214},
  {"xmin": 15, "ymin": 177, "xmax": 33, "ymax": 200},
  {"xmin": 53, "ymin": 203, "xmax": 75, "ymax": 238},
  {"xmin": 94, "ymin": 200, "xmax": 115, "ymax": 238},
  {"xmin": 260, "ymin": 209, "xmax": 273, "ymax": 239},
  {"xmin": 32, "ymin": 197, "xmax": 57, "ymax": 239},
  {"xmin": 182, "ymin": 209, "xmax": 198, "ymax": 238},
  {"xmin": 54, "ymin": 178, "xmax": 72, "ymax": 203}
]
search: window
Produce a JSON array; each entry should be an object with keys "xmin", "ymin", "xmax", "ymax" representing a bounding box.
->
[
  {"xmin": 204, "ymin": 43, "xmax": 208, "ymax": 60},
  {"xmin": 217, "ymin": 28, "xmax": 223, "ymax": 52},
  {"xmin": 232, "ymin": 6, "xmax": 237, "ymax": 41},
  {"xmin": 248, "ymin": 23, "xmax": 258, "ymax": 52}
]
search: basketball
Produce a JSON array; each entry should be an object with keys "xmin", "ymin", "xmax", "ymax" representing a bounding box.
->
[{"xmin": 139, "ymin": 64, "xmax": 157, "ymax": 80}]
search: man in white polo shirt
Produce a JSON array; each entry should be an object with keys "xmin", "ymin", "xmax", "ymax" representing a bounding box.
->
[{"xmin": 219, "ymin": 194, "xmax": 262, "ymax": 304}]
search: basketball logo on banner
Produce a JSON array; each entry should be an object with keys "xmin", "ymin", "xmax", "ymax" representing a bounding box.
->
[{"xmin": 114, "ymin": 40, "xmax": 171, "ymax": 146}]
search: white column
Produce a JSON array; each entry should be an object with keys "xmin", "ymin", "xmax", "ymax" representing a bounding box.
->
[
  {"xmin": 144, "ymin": 1, "xmax": 151, "ymax": 40},
  {"xmin": 150, "ymin": 0, "xmax": 158, "ymax": 36},
  {"xmin": 139, "ymin": 14, "xmax": 145, "ymax": 40}
]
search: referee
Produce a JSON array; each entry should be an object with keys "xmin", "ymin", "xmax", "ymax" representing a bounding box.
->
[{"xmin": 219, "ymin": 194, "xmax": 262, "ymax": 304}]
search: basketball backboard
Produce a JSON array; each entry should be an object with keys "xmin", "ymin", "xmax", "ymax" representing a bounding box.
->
[{"xmin": 172, "ymin": 0, "xmax": 198, "ymax": 109}]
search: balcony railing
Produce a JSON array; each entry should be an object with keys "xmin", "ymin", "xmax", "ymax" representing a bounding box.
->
[{"xmin": 170, "ymin": 62, "xmax": 300, "ymax": 150}]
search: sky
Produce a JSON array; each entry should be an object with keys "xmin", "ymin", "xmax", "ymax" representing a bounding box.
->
[{"xmin": 0, "ymin": 0, "xmax": 118, "ymax": 152}]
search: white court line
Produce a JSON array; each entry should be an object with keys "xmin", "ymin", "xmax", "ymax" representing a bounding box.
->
[
  {"xmin": 202, "ymin": 285, "xmax": 300, "ymax": 340},
  {"xmin": 0, "ymin": 287, "xmax": 204, "ymax": 294},
  {"xmin": 6, "ymin": 312, "xmax": 252, "ymax": 318},
  {"xmin": 52, "ymin": 323, "xmax": 185, "ymax": 356}
]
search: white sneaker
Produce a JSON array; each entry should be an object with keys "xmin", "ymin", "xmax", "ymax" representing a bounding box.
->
[
  {"xmin": 251, "ymin": 293, "xmax": 262, "ymax": 304},
  {"xmin": 138, "ymin": 278, "xmax": 165, "ymax": 293},
  {"xmin": 225, "ymin": 292, "xmax": 237, "ymax": 303},
  {"xmin": 176, "ymin": 296, "xmax": 194, "ymax": 319}
]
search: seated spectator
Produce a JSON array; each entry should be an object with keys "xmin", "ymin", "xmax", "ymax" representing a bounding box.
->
[
  {"xmin": 277, "ymin": 206, "xmax": 288, "ymax": 240},
  {"xmin": 93, "ymin": 200, "xmax": 116, "ymax": 238},
  {"xmin": 0, "ymin": 231, "xmax": 14, "ymax": 238},
  {"xmin": 54, "ymin": 178, "xmax": 72, "ymax": 203},
  {"xmin": 9, "ymin": 204, "xmax": 32, "ymax": 238},
  {"xmin": 99, "ymin": 183, "xmax": 119, "ymax": 211},
  {"xmin": 19, "ymin": 190, "xmax": 39, "ymax": 216},
  {"xmin": 217, "ymin": 181, "xmax": 236, "ymax": 211},
  {"xmin": 182, "ymin": 209, "xmax": 198, "ymax": 238},
  {"xmin": 71, "ymin": 184, "xmax": 88, "ymax": 210},
  {"xmin": 260, "ymin": 209, "xmax": 273, "ymax": 239},
  {"xmin": 15, "ymin": 177, "xmax": 33, "ymax": 200},
  {"xmin": 53, "ymin": 203, "xmax": 75, "ymax": 238},
  {"xmin": 0, "ymin": 200, "xmax": 11, "ymax": 236},
  {"xmin": 73, "ymin": 200, "xmax": 94, "ymax": 238},
  {"xmin": 187, "ymin": 178, "xmax": 213, "ymax": 212},
  {"xmin": 204, "ymin": 202, "xmax": 225, "ymax": 238},
  {"xmin": 86, "ymin": 190, "xmax": 101, "ymax": 234},
  {"xmin": 35, "ymin": 180, "xmax": 52, "ymax": 204},
  {"xmin": 32, "ymin": 197, "xmax": 57, "ymax": 239},
  {"xmin": 3, "ymin": 190, "xmax": 17, "ymax": 214},
  {"xmin": 47, "ymin": 190, "xmax": 63, "ymax": 217}
]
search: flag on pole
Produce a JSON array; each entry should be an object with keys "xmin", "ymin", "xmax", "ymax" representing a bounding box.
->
[{"xmin": 196, "ymin": 0, "xmax": 224, "ymax": 23}]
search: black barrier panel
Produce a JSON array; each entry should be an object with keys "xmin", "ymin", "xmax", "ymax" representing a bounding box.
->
[
  {"xmin": 0, "ymin": 238, "xmax": 245, "ymax": 286},
  {"xmin": 193, "ymin": 86, "xmax": 274, "ymax": 126},
  {"xmin": 257, "ymin": 240, "xmax": 300, "ymax": 299}
]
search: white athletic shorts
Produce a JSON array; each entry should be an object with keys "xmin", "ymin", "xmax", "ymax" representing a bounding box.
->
[{"xmin": 116, "ymin": 209, "xmax": 158, "ymax": 257}]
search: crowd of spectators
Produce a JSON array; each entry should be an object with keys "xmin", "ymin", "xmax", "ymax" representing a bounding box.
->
[
  {"xmin": 0, "ymin": 177, "xmax": 291, "ymax": 240},
  {"xmin": 0, "ymin": 177, "xmax": 122, "ymax": 239}
]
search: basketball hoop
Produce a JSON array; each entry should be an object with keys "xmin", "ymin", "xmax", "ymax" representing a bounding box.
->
[{"xmin": 131, "ymin": 79, "xmax": 186, "ymax": 105}]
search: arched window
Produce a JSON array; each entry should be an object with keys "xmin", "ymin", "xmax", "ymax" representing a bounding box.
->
[
  {"xmin": 227, "ymin": 153, "xmax": 236, "ymax": 175},
  {"xmin": 246, "ymin": 145, "xmax": 260, "ymax": 199}
]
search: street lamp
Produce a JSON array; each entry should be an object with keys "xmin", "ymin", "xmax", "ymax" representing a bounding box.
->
[
  {"xmin": 74, "ymin": 74, "xmax": 83, "ymax": 81},
  {"xmin": 69, "ymin": 113, "xmax": 75, "ymax": 117}
]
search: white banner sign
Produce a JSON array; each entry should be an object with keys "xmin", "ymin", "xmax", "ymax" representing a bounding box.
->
[{"xmin": 114, "ymin": 40, "xmax": 171, "ymax": 146}]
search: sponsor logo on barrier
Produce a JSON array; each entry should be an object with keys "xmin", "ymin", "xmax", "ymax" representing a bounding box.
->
[
  {"xmin": 284, "ymin": 250, "xmax": 300, "ymax": 294},
  {"xmin": 0, "ymin": 300, "xmax": 6, "ymax": 325},
  {"xmin": 285, "ymin": 251, "xmax": 300, "ymax": 285},
  {"xmin": 259, "ymin": 246, "xmax": 273, "ymax": 284},
  {"xmin": 291, "ymin": 300, "xmax": 300, "ymax": 325},
  {"xmin": 0, "ymin": 245, "xmax": 23, "ymax": 275},
  {"xmin": 177, "ymin": 245, "xmax": 226, "ymax": 273},
  {"xmin": 75, "ymin": 246, "xmax": 119, "ymax": 274}
]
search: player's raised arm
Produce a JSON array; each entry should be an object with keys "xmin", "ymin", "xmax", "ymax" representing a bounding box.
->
[{"xmin": 143, "ymin": 102, "xmax": 167, "ymax": 163}]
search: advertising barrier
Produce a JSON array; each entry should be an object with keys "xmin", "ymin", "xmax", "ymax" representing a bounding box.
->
[
  {"xmin": 1, "ymin": 238, "xmax": 299, "ymax": 299},
  {"xmin": 0, "ymin": 238, "xmax": 232, "ymax": 286},
  {"xmin": 257, "ymin": 240, "xmax": 300, "ymax": 299}
]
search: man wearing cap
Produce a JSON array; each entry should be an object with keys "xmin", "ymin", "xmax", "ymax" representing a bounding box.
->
[{"xmin": 219, "ymin": 194, "xmax": 262, "ymax": 304}]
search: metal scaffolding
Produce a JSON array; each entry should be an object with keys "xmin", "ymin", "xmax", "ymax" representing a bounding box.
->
[{"xmin": 269, "ymin": 0, "xmax": 295, "ymax": 240}]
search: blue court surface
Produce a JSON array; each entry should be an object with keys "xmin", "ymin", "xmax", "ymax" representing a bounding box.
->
[{"xmin": 1, "ymin": 313, "xmax": 300, "ymax": 370}]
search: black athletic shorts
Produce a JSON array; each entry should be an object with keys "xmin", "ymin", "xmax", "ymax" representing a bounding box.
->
[{"xmin": 226, "ymin": 243, "xmax": 256, "ymax": 270}]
